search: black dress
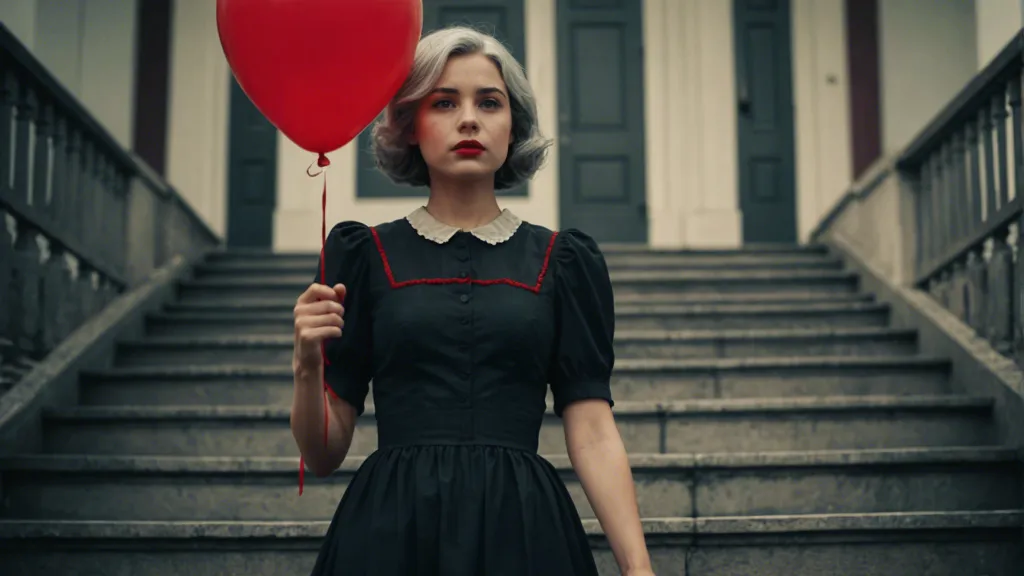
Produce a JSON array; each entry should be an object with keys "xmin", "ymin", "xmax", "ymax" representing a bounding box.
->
[{"xmin": 309, "ymin": 210, "xmax": 616, "ymax": 576}]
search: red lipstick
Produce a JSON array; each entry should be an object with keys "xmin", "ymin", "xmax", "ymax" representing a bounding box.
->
[{"xmin": 453, "ymin": 140, "xmax": 485, "ymax": 156}]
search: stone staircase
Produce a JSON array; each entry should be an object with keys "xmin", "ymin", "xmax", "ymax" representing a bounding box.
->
[{"xmin": 1, "ymin": 244, "xmax": 1022, "ymax": 575}]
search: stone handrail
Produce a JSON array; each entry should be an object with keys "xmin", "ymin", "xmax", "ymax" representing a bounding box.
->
[
  {"xmin": 812, "ymin": 30, "xmax": 1024, "ymax": 369},
  {"xmin": 0, "ymin": 23, "xmax": 221, "ymax": 391},
  {"xmin": 896, "ymin": 32, "xmax": 1023, "ymax": 364}
]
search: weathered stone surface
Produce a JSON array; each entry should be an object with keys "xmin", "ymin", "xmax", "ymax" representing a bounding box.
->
[
  {"xmin": 46, "ymin": 395, "xmax": 998, "ymax": 456},
  {"xmin": 2, "ymin": 447, "xmax": 1020, "ymax": 522},
  {"xmin": 1, "ymin": 512, "xmax": 1020, "ymax": 575},
  {"xmin": 149, "ymin": 300, "xmax": 894, "ymax": 335},
  {"xmin": 111, "ymin": 326, "xmax": 920, "ymax": 368}
]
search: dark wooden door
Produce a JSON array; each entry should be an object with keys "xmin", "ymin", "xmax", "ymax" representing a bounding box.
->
[
  {"xmin": 556, "ymin": 0, "xmax": 647, "ymax": 243},
  {"xmin": 734, "ymin": 0, "xmax": 797, "ymax": 244},
  {"xmin": 226, "ymin": 77, "xmax": 278, "ymax": 248},
  {"xmin": 355, "ymin": 0, "xmax": 527, "ymax": 199}
]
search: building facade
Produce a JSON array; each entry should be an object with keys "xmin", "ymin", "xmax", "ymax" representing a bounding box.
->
[{"xmin": 1, "ymin": 0, "xmax": 1019, "ymax": 252}]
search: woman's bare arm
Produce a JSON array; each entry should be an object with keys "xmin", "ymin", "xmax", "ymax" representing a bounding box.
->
[
  {"xmin": 563, "ymin": 399, "xmax": 652, "ymax": 575},
  {"xmin": 290, "ymin": 361, "xmax": 359, "ymax": 477},
  {"xmin": 289, "ymin": 282, "xmax": 360, "ymax": 477}
]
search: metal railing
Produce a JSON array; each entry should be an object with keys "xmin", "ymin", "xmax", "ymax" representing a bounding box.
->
[
  {"xmin": 897, "ymin": 32, "xmax": 1024, "ymax": 365},
  {"xmin": 0, "ymin": 23, "xmax": 220, "ymax": 390}
]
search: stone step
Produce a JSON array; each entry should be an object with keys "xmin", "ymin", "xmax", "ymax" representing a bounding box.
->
[
  {"xmin": 7, "ymin": 448, "xmax": 1024, "ymax": 521},
  {"xmin": 114, "ymin": 327, "xmax": 919, "ymax": 367},
  {"xmin": 78, "ymin": 355, "xmax": 950, "ymax": 404},
  {"xmin": 175, "ymin": 269, "xmax": 859, "ymax": 302},
  {"xmin": 2, "ymin": 511, "xmax": 1020, "ymax": 575},
  {"xmin": 202, "ymin": 244, "xmax": 829, "ymax": 263},
  {"xmin": 597, "ymin": 242, "xmax": 828, "ymax": 254},
  {"xmin": 146, "ymin": 302, "xmax": 891, "ymax": 336},
  {"xmin": 1, "ymin": 448, "xmax": 1018, "ymax": 521},
  {"xmin": 167, "ymin": 290, "xmax": 874, "ymax": 309},
  {"xmin": 191, "ymin": 254, "xmax": 845, "ymax": 277},
  {"xmin": 51, "ymin": 396, "xmax": 996, "ymax": 456}
]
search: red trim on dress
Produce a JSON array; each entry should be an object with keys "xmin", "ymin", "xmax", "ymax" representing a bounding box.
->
[{"xmin": 370, "ymin": 226, "xmax": 558, "ymax": 294}]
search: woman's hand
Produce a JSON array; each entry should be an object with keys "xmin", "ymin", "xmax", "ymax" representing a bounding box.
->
[
  {"xmin": 624, "ymin": 569, "xmax": 655, "ymax": 576},
  {"xmin": 292, "ymin": 282, "xmax": 347, "ymax": 373}
]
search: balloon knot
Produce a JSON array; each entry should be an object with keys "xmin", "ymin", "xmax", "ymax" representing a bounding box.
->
[{"xmin": 307, "ymin": 153, "xmax": 330, "ymax": 177}]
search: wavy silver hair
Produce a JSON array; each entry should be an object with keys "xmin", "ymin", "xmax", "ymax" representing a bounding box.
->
[{"xmin": 371, "ymin": 26, "xmax": 551, "ymax": 189}]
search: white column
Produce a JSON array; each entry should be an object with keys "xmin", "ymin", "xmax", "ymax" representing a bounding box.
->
[
  {"xmin": 644, "ymin": 0, "xmax": 741, "ymax": 249},
  {"xmin": 642, "ymin": 0, "xmax": 673, "ymax": 247},
  {"xmin": 518, "ymin": 0, "xmax": 558, "ymax": 229},
  {"xmin": 165, "ymin": 0, "xmax": 230, "ymax": 239},
  {"xmin": 686, "ymin": 0, "xmax": 742, "ymax": 248},
  {"xmin": 791, "ymin": 0, "xmax": 851, "ymax": 243}
]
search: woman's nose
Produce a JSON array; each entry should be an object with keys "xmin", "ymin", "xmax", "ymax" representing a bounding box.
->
[{"xmin": 458, "ymin": 109, "xmax": 479, "ymax": 132}]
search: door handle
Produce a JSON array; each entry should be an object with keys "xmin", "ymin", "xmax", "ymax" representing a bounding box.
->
[{"xmin": 737, "ymin": 46, "xmax": 751, "ymax": 114}]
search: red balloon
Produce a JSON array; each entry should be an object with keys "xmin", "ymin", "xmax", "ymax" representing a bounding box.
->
[{"xmin": 217, "ymin": 0, "xmax": 423, "ymax": 154}]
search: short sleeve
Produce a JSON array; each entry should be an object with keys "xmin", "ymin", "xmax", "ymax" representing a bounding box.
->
[
  {"xmin": 547, "ymin": 229, "xmax": 616, "ymax": 417},
  {"xmin": 317, "ymin": 221, "xmax": 374, "ymax": 416}
]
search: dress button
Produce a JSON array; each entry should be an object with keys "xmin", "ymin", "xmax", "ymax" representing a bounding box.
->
[
  {"xmin": 460, "ymin": 294, "xmax": 470, "ymax": 303},
  {"xmin": 459, "ymin": 271, "xmax": 468, "ymax": 278}
]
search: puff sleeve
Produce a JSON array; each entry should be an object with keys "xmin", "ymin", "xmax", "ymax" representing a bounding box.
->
[
  {"xmin": 316, "ymin": 221, "xmax": 374, "ymax": 416},
  {"xmin": 547, "ymin": 228, "xmax": 616, "ymax": 417}
]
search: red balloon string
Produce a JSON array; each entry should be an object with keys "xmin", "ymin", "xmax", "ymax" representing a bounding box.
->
[{"xmin": 299, "ymin": 152, "xmax": 331, "ymax": 496}]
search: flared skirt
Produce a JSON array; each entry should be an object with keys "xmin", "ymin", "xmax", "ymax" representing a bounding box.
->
[{"xmin": 310, "ymin": 444, "xmax": 599, "ymax": 576}]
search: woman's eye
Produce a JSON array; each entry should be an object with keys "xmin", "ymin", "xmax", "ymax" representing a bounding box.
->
[
  {"xmin": 481, "ymin": 99, "xmax": 501, "ymax": 109},
  {"xmin": 433, "ymin": 99, "xmax": 454, "ymax": 108}
]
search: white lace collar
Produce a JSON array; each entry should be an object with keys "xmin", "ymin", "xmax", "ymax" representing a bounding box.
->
[{"xmin": 405, "ymin": 206, "xmax": 522, "ymax": 246}]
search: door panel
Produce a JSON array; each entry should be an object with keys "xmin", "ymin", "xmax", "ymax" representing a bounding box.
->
[
  {"xmin": 734, "ymin": 0, "xmax": 797, "ymax": 244},
  {"xmin": 556, "ymin": 0, "xmax": 647, "ymax": 243},
  {"xmin": 356, "ymin": 0, "xmax": 527, "ymax": 198},
  {"xmin": 226, "ymin": 77, "xmax": 278, "ymax": 248}
]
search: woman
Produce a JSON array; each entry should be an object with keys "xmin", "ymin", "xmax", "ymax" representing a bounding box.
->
[{"xmin": 291, "ymin": 25, "xmax": 654, "ymax": 576}]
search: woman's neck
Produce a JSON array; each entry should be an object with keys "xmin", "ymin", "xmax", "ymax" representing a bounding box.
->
[{"xmin": 425, "ymin": 177, "xmax": 502, "ymax": 230}]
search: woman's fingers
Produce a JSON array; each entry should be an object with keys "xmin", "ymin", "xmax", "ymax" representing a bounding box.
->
[
  {"xmin": 295, "ymin": 312, "xmax": 344, "ymax": 330},
  {"xmin": 294, "ymin": 299, "xmax": 345, "ymax": 318},
  {"xmin": 296, "ymin": 325, "xmax": 343, "ymax": 344},
  {"xmin": 296, "ymin": 282, "xmax": 342, "ymax": 305}
]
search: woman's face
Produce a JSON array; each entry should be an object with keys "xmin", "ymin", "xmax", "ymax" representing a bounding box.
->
[{"xmin": 411, "ymin": 52, "xmax": 513, "ymax": 186}]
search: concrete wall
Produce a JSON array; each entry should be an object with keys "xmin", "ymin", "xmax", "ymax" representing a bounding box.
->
[
  {"xmin": 878, "ymin": 0, "xmax": 978, "ymax": 156},
  {"xmin": 2, "ymin": 0, "xmax": 137, "ymax": 150},
  {"xmin": 977, "ymin": 0, "xmax": 1022, "ymax": 68}
]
